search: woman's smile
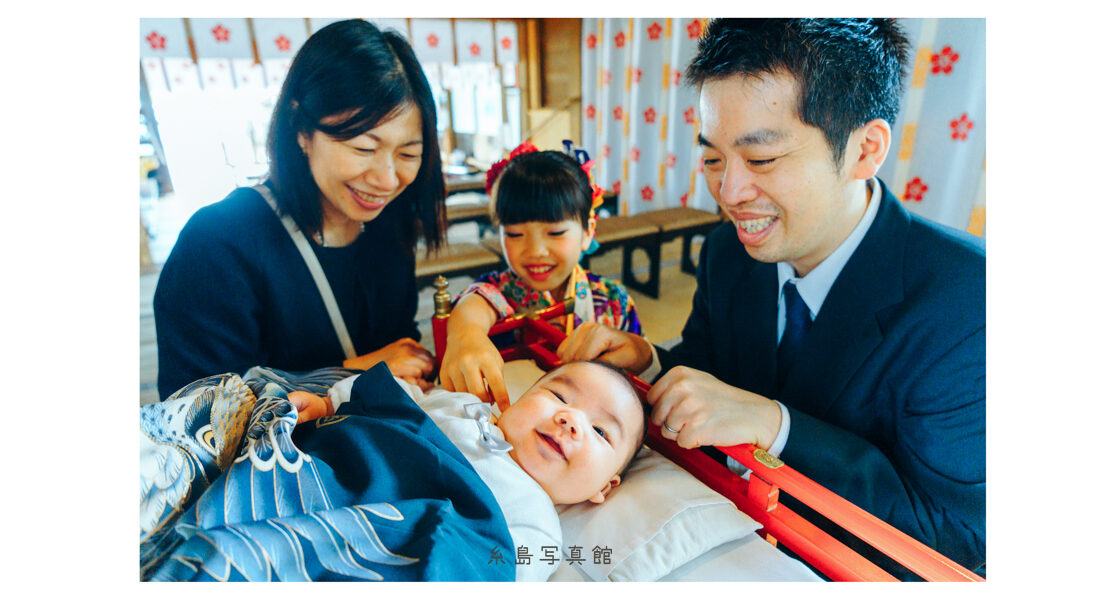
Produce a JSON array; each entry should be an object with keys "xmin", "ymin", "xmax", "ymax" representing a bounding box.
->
[{"xmin": 347, "ymin": 185, "xmax": 388, "ymax": 211}]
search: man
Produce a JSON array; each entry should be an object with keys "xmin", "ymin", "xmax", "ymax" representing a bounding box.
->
[{"xmin": 557, "ymin": 19, "xmax": 985, "ymax": 578}]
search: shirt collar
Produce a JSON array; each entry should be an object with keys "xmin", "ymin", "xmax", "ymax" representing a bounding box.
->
[{"xmin": 777, "ymin": 178, "xmax": 881, "ymax": 319}]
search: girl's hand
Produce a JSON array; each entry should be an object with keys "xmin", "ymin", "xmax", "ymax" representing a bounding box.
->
[
  {"xmin": 288, "ymin": 390, "xmax": 334, "ymax": 423},
  {"xmin": 439, "ymin": 327, "xmax": 511, "ymax": 409},
  {"xmin": 343, "ymin": 338, "xmax": 435, "ymax": 392}
]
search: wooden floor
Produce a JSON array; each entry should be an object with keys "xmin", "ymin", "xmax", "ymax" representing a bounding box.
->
[{"xmin": 139, "ymin": 216, "xmax": 701, "ymax": 405}]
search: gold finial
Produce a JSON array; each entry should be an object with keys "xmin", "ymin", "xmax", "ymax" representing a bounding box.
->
[{"xmin": 433, "ymin": 275, "xmax": 452, "ymax": 318}]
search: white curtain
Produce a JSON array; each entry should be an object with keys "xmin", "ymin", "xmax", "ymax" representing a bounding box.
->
[
  {"xmin": 581, "ymin": 18, "xmax": 709, "ymax": 217},
  {"xmin": 880, "ymin": 18, "xmax": 986, "ymax": 236},
  {"xmin": 581, "ymin": 17, "xmax": 987, "ymax": 237}
]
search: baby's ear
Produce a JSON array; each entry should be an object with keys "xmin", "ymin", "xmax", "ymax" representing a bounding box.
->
[{"xmin": 586, "ymin": 475, "xmax": 621, "ymax": 504}]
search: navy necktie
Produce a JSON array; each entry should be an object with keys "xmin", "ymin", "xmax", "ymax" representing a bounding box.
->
[{"xmin": 777, "ymin": 281, "xmax": 812, "ymax": 388}]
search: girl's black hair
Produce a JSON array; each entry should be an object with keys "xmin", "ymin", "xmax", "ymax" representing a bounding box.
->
[
  {"xmin": 266, "ymin": 19, "xmax": 446, "ymax": 253},
  {"xmin": 492, "ymin": 150, "xmax": 592, "ymax": 227}
]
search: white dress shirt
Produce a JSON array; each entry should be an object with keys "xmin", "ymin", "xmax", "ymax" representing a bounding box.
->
[{"xmin": 766, "ymin": 177, "xmax": 882, "ymax": 460}]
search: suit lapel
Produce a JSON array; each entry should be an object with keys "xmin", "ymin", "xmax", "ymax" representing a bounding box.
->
[
  {"xmin": 780, "ymin": 183, "xmax": 909, "ymax": 418},
  {"xmin": 731, "ymin": 260, "xmax": 780, "ymax": 399}
]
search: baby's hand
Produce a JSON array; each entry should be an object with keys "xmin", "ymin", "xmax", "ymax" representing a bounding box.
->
[{"xmin": 287, "ymin": 390, "xmax": 334, "ymax": 423}]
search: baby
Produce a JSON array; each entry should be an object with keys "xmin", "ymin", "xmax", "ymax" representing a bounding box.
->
[{"xmin": 289, "ymin": 360, "xmax": 647, "ymax": 580}]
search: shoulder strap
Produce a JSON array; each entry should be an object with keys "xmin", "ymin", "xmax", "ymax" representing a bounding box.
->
[{"xmin": 254, "ymin": 183, "xmax": 358, "ymax": 361}]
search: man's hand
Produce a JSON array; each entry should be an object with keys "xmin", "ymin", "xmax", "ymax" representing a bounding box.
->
[
  {"xmin": 555, "ymin": 322, "xmax": 654, "ymax": 374},
  {"xmin": 648, "ymin": 366, "xmax": 782, "ymax": 450},
  {"xmin": 343, "ymin": 338, "xmax": 435, "ymax": 392},
  {"xmin": 438, "ymin": 327, "xmax": 510, "ymax": 409}
]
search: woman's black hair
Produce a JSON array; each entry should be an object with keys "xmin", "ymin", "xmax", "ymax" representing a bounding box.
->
[
  {"xmin": 266, "ymin": 19, "xmax": 446, "ymax": 253},
  {"xmin": 492, "ymin": 150, "xmax": 592, "ymax": 227}
]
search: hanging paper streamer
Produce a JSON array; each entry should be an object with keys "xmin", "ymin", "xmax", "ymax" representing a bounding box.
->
[
  {"xmin": 231, "ymin": 58, "xmax": 266, "ymax": 90},
  {"xmin": 143, "ymin": 57, "xmax": 170, "ymax": 95},
  {"xmin": 252, "ymin": 18, "xmax": 308, "ymax": 62},
  {"xmin": 456, "ymin": 20, "xmax": 494, "ymax": 64},
  {"xmin": 495, "ymin": 20, "xmax": 519, "ymax": 65},
  {"xmin": 410, "ymin": 19, "xmax": 455, "ymax": 64},
  {"xmin": 475, "ymin": 64, "xmax": 504, "ymax": 136},
  {"xmin": 264, "ymin": 59, "xmax": 294, "ymax": 89},
  {"xmin": 140, "ymin": 18, "xmax": 190, "ymax": 58},
  {"xmin": 162, "ymin": 57, "xmax": 202, "ymax": 93},
  {"xmin": 190, "ymin": 18, "xmax": 253, "ymax": 60},
  {"xmin": 197, "ymin": 58, "xmax": 236, "ymax": 91}
]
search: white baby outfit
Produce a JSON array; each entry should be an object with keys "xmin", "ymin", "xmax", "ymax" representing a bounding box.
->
[{"xmin": 330, "ymin": 375, "xmax": 563, "ymax": 582}]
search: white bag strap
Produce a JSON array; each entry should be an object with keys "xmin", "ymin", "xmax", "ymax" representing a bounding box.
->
[{"xmin": 254, "ymin": 183, "xmax": 357, "ymax": 360}]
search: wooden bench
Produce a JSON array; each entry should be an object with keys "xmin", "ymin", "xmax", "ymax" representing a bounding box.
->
[
  {"xmin": 635, "ymin": 207, "xmax": 724, "ymax": 275},
  {"xmin": 415, "ymin": 242, "xmax": 506, "ymax": 290},
  {"xmin": 588, "ymin": 207, "xmax": 723, "ymax": 298},
  {"xmin": 475, "ymin": 208, "xmax": 721, "ymax": 300},
  {"xmin": 582, "ymin": 214, "xmax": 662, "ymax": 299},
  {"xmin": 445, "ymin": 192, "xmax": 493, "ymax": 238}
]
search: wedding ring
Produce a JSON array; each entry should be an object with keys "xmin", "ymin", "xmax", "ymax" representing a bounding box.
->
[{"xmin": 663, "ymin": 423, "xmax": 680, "ymax": 435}]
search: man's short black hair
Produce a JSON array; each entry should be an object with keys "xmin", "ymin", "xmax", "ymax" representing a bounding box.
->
[{"xmin": 685, "ymin": 18, "xmax": 911, "ymax": 168}]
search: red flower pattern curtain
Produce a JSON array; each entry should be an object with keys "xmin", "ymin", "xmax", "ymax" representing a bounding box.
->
[
  {"xmin": 581, "ymin": 18, "xmax": 708, "ymax": 217},
  {"xmin": 581, "ymin": 17, "xmax": 986, "ymax": 236},
  {"xmin": 879, "ymin": 18, "xmax": 986, "ymax": 236}
]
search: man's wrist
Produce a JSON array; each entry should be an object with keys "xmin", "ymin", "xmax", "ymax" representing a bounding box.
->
[
  {"xmin": 635, "ymin": 341, "xmax": 661, "ymax": 382},
  {"xmin": 766, "ymin": 401, "xmax": 790, "ymax": 456},
  {"xmin": 754, "ymin": 397, "xmax": 783, "ymax": 450}
]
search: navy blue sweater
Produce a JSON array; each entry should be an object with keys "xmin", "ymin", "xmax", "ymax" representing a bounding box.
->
[{"xmin": 154, "ymin": 185, "xmax": 420, "ymax": 400}]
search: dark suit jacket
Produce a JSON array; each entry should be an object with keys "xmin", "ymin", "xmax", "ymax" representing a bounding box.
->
[{"xmin": 656, "ymin": 181, "xmax": 985, "ymax": 577}]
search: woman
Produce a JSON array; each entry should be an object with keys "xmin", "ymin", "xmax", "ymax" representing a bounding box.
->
[{"xmin": 154, "ymin": 19, "xmax": 446, "ymax": 400}]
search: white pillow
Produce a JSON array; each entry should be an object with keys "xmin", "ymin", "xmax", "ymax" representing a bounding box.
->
[
  {"xmin": 501, "ymin": 359, "xmax": 761, "ymax": 581},
  {"xmin": 555, "ymin": 447, "xmax": 761, "ymax": 582}
]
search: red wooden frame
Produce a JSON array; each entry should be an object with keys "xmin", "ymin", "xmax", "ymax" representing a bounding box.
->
[{"xmin": 432, "ymin": 295, "xmax": 983, "ymax": 582}]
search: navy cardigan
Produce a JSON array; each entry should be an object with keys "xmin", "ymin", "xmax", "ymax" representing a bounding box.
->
[{"xmin": 154, "ymin": 185, "xmax": 421, "ymax": 400}]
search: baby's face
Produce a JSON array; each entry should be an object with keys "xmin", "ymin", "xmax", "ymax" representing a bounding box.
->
[{"xmin": 497, "ymin": 362, "xmax": 644, "ymax": 505}]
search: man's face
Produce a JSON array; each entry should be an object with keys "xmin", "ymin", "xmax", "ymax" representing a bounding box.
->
[
  {"xmin": 698, "ymin": 72, "xmax": 868, "ymax": 276},
  {"xmin": 497, "ymin": 362, "xmax": 644, "ymax": 505}
]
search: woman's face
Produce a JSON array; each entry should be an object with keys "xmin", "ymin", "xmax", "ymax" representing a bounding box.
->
[{"xmin": 299, "ymin": 103, "xmax": 423, "ymax": 225}]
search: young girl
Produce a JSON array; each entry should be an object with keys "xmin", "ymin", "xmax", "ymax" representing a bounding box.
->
[{"xmin": 439, "ymin": 142, "xmax": 644, "ymax": 408}]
